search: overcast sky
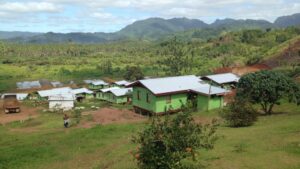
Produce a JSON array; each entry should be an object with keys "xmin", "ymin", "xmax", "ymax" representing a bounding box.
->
[{"xmin": 0, "ymin": 0, "xmax": 299, "ymax": 33}]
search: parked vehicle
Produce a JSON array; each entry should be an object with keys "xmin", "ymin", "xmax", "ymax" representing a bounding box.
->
[{"xmin": 3, "ymin": 95, "xmax": 20, "ymax": 113}]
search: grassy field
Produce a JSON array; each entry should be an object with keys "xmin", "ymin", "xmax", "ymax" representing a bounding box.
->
[{"xmin": 0, "ymin": 101, "xmax": 299, "ymax": 169}]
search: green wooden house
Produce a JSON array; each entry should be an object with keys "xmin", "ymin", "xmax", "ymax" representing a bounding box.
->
[
  {"xmin": 96, "ymin": 87, "xmax": 120, "ymax": 100},
  {"xmin": 96, "ymin": 87, "xmax": 132, "ymax": 104},
  {"xmin": 84, "ymin": 80, "xmax": 109, "ymax": 90},
  {"xmin": 105, "ymin": 88, "xmax": 133, "ymax": 104},
  {"xmin": 128, "ymin": 75, "xmax": 228, "ymax": 115}
]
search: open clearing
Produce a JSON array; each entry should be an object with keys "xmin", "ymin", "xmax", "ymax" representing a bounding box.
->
[
  {"xmin": 81, "ymin": 107, "xmax": 146, "ymax": 127},
  {"xmin": 0, "ymin": 101, "xmax": 299, "ymax": 169},
  {"xmin": 0, "ymin": 100, "xmax": 41, "ymax": 125}
]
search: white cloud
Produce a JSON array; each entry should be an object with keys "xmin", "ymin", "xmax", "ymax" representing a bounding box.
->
[
  {"xmin": 0, "ymin": 2, "xmax": 61, "ymax": 13},
  {"xmin": 0, "ymin": 0, "xmax": 299, "ymax": 32}
]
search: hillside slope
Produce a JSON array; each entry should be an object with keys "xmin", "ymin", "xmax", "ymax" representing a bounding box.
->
[{"xmin": 3, "ymin": 13, "xmax": 300, "ymax": 44}]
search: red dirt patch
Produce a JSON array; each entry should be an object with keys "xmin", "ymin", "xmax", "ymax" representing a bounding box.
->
[
  {"xmin": 214, "ymin": 64, "xmax": 271, "ymax": 76},
  {"xmin": 81, "ymin": 107, "xmax": 146, "ymax": 126},
  {"xmin": 264, "ymin": 39, "xmax": 300, "ymax": 68},
  {"xmin": 0, "ymin": 100, "xmax": 40, "ymax": 124}
]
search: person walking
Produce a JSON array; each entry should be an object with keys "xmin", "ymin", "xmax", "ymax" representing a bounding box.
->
[{"xmin": 63, "ymin": 114, "xmax": 70, "ymax": 128}]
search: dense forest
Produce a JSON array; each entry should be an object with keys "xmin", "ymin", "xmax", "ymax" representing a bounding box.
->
[{"xmin": 0, "ymin": 27, "xmax": 300, "ymax": 92}]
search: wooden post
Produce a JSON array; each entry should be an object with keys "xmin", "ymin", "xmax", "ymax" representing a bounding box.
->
[{"xmin": 208, "ymin": 81, "xmax": 212, "ymax": 111}]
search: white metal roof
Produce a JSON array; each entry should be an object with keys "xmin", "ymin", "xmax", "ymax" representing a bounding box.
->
[
  {"xmin": 92, "ymin": 80, "xmax": 108, "ymax": 86},
  {"xmin": 1, "ymin": 93, "xmax": 28, "ymax": 100},
  {"xmin": 72, "ymin": 88, "xmax": 93, "ymax": 95},
  {"xmin": 133, "ymin": 75, "xmax": 204, "ymax": 95},
  {"xmin": 204, "ymin": 73, "xmax": 240, "ymax": 84},
  {"xmin": 192, "ymin": 85, "xmax": 229, "ymax": 95},
  {"xmin": 110, "ymin": 88, "xmax": 133, "ymax": 96},
  {"xmin": 114, "ymin": 80, "xmax": 131, "ymax": 86},
  {"xmin": 51, "ymin": 81, "xmax": 63, "ymax": 87},
  {"xmin": 48, "ymin": 94, "xmax": 75, "ymax": 101},
  {"xmin": 100, "ymin": 87, "xmax": 120, "ymax": 93},
  {"xmin": 38, "ymin": 87, "xmax": 72, "ymax": 97},
  {"xmin": 84, "ymin": 79, "xmax": 108, "ymax": 85},
  {"xmin": 16, "ymin": 81, "xmax": 41, "ymax": 89}
]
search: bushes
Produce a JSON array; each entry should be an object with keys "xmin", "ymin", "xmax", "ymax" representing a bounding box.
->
[
  {"xmin": 132, "ymin": 112, "xmax": 218, "ymax": 169},
  {"xmin": 220, "ymin": 100, "xmax": 257, "ymax": 127}
]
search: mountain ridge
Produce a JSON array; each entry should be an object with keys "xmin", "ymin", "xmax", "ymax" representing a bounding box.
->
[{"xmin": 1, "ymin": 13, "xmax": 300, "ymax": 43}]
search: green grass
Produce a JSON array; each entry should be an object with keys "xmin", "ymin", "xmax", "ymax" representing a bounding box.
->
[{"xmin": 0, "ymin": 102, "xmax": 299, "ymax": 169}]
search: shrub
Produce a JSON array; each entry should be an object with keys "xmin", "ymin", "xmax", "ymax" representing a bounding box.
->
[
  {"xmin": 220, "ymin": 100, "xmax": 257, "ymax": 127},
  {"xmin": 132, "ymin": 112, "xmax": 218, "ymax": 169}
]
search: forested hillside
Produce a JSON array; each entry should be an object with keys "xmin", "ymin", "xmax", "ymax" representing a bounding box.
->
[
  {"xmin": 1, "ymin": 27, "xmax": 299, "ymax": 92},
  {"xmin": 1, "ymin": 13, "xmax": 300, "ymax": 44}
]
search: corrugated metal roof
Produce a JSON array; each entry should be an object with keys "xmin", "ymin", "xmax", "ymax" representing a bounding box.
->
[
  {"xmin": 84, "ymin": 79, "xmax": 108, "ymax": 85},
  {"xmin": 192, "ymin": 85, "xmax": 229, "ymax": 95},
  {"xmin": 100, "ymin": 87, "xmax": 120, "ymax": 93},
  {"xmin": 110, "ymin": 88, "xmax": 133, "ymax": 96},
  {"xmin": 133, "ymin": 75, "xmax": 204, "ymax": 95},
  {"xmin": 114, "ymin": 80, "xmax": 131, "ymax": 86},
  {"xmin": 48, "ymin": 94, "xmax": 75, "ymax": 101},
  {"xmin": 92, "ymin": 80, "xmax": 108, "ymax": 86},
  {"xmin": 204, "ymin": 73, "xmax": 240, "ymax": 84},
  {"xmin": 38, "ymin": 87, "xmax": 72, "ymax": 97},
  {"xmin": 1, "ymin": 93, "xmax": 28, "ymax": 100},
  {"xmin": 51, "ymin": 81, "xmax": 63, "ymax": 87},
  {"xmin": 72, "ymin": 88, "xmax": 93, "ymax": 95},
  {"xmin": 16, "ymin": 81, "xmax": 42, "ymax": 89}
]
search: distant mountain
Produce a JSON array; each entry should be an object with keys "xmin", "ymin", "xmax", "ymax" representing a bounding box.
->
[
  {"xmin": 0, "ymin": 31, "xmax": 41, "ymax": 40},
  {"xmin": 7, "ymin": 32, "xmax": 105, "ymax": 44},
  {"xmin": 210, "ymin": 19, "xmax": 273, "ymax": 30},
  {"xmin": 117, "ymin": 17, "xmax": 208, "ymax": 40},
  {"xmin": 274, "ymin": 13, "xmax": 300, "ymax": 28},
  {"xmin": 1, "ymin": 13, "xmax": 300, "ymax": 43}
]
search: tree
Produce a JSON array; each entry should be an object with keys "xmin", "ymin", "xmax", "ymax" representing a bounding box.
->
[
  {"xmin": 132, "ymin": 112, "xmax": 218, "ymax": 169},
  {"xmin": 158, "ymin": 37, "xmax": 193, "ymax": 75},
  {"xmin": 220, "ymin": 99, "xmax": 257, "ymax": 127},
  {"xmin": 237, "ymin": 70, "xmax": 300, "ymax": 115},
  {"xmin": 100, "ymin": 60, "xmax": 113, "ymax": 75},
  {"xmin": 123, "ymin": 66, "xmax": 144, "ymax": 81}
]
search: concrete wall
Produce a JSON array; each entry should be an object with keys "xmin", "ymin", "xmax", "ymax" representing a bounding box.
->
[{"xmin": 49, "ymin": 100, "xmax": 74, "ymax": 111}]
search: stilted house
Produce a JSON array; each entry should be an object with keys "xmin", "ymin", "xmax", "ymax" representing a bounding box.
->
[
  {"xmin": 84, "ymin": 80, "xmax": 109, "ymax": 90},
  {"xmin": 105, "ymin": 88, "xmax": 133, "ymax": 104},
  {"xmin": 201, "ymin": 73, "xmax": 240, "ymax": 89},
  {"xmin": 96, "ymin": 87, "xmax": 120, "ymax": 100},
  {"xmin": 128, "ymin": 75, "xmax": 228, "ymax": 115},
  {"xmin": 112, "ymin": 80, "xmax": 131, "ymax": 88},
  {"xmin": 71, "ymin": 88, "xmax": 94, "ymax": 102},
  {"xmin": 48, "ymin": 94, "xmax": 75, "ymax": 111}
]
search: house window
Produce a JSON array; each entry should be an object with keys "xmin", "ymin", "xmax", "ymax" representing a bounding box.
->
[
  {"xmin": 166, "ymin": 95, "xmax": 171, "ymax": 104},
  {"xmin": 146, "ymin": 93, "xmax": 150, "ymax": 103},
  {"xmin": 137, "ymin": 90, "xmax": 140, "ymax": 100}
]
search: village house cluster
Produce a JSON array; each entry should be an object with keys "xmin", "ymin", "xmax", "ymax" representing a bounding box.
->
[{"xmin": 1, "ymin": 73, "xmax": 240, "ymax": 114}]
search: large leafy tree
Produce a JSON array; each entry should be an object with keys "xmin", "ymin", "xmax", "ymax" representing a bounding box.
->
[
  {"xmin": 237, "ymin": 70, "xmax": 300, "ymax": 115},
  {"xmin": 123, "ymin": 66, "xmax": 144, "ymax": 81},
  {"xmin": 132, "ymin": 112, "xmax": 218, "ymax": 169}
]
